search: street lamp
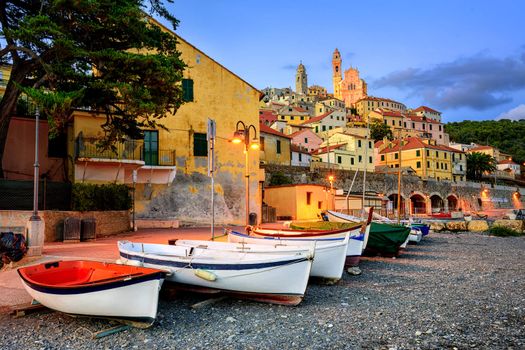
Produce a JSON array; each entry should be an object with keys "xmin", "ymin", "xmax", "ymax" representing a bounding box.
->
[{"xmin": 232, "ymin": 121, "xmax": 259, "ymax": 226}]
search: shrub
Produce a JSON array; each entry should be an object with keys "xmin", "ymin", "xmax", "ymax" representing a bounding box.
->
[
  {"xmin": 489, "ymin": 226, "xmax": 522, "ymax": 237},
  {"xmin": 72, "ymin": 183, "xmax": 131, "ymax": 211},
  {"xmin": 269, "ymin": 172, "xmax": 292, "ymax": 186}
]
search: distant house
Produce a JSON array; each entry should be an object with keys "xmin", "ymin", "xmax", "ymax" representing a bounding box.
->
[
  {"xmin": 289, "ymin": 128, "xmax": 323, "ymax": 152},
  {"xmin": 264, "ymin": 184, "xmax": 333, "ymax": 220},
  {"xmin": 497, "ymin": 159, "xmax": 521, "ymax": 178},
  {"xmin": 290, "ymin": 144, "xmax": 312, "ymax": 167},
  {"xmin": 259, "ymin": 123, "xmax": 291, "ymax": 166}
]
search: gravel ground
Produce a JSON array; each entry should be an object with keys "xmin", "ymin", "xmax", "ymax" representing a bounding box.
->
[{"xmin": 1, "ymin": 233, "xmax": 524, "ymax": 350}]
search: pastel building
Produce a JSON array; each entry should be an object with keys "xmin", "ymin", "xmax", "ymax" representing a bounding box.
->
[
  {"xmin": 289, "ymin": 128, "xmax": 323, "ymax": 152},
  {"xmin": 332, "ymin": 49, "xmax": 367, "ymax": 107},
  {"xmin": 259, "ymin": 123, "xmax": 291, "ymax": 166},
  {"xmin": 300, "ymin": 110, "xmax": 347, "ymax": 136},
  {"xmin": 312, "ymin": 132, "xmax": 374, "ymax": 172},
  {"xmin": 355, "ymin": 96, "xmax": 407, "ymax": 120},
  {"xmin": 264, "ymin": 184, "xmax": 333, "ymax": 220}
]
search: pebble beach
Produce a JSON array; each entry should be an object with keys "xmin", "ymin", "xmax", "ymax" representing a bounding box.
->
[{"xmin": 1, "ymin": 232, "xmax": 524, "ymax": 350}]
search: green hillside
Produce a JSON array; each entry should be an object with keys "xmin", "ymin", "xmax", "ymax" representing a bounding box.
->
[{"xmin": 445, "ymin": 119, "xmax": 525, "ymax": 163}]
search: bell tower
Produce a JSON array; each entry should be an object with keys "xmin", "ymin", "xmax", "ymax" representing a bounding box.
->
[
  {"xmin": 332, "ymin": 48, "xmax": 342, "ymax": 99},
  {"xmin": 295, "ymin": 62, "xmax": 308, "ymax": 95}
]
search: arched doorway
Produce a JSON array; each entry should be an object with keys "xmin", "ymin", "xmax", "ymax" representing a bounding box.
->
[
  {"xmin": 387, "ymin": 194, "xmax": 406, "ymax": 218},
  {"xmin": 447, "ymin": 195, "xmax": 458, "ymax": 212},
  {"xmin": 410, "ymin": 194, "xmax": 426, "ymax": 215},
  {"xmin": 430, "ymin": 194, "xmax": 444, "ymax": 214}
]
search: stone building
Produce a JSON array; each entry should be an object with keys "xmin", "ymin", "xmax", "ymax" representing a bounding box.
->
[{"xmin": 296, "ymin": 62, "xmax": 308, "ymax": 95}]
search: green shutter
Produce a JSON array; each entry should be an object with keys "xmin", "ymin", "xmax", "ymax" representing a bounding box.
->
[
  {"xmin": 182, "ymin": 79, "xmax": 194, "ymax": 102},
  {"xmin": 193, "ymin": 133, "xmax": 208, "ymax": 157}
]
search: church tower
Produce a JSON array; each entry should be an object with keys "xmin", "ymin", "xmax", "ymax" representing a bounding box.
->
[
  {"xmin": 332, "ymin": 48, "xmax": 342, "ymax": 99},
  {"xmin": 295, "ymin": 62, "xmax": 307, "ymax": 95}
]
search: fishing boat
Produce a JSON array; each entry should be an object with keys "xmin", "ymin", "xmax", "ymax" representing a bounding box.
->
[
  {"xmin": 247, "ymin": 218, "xmax": 370, "ymax": 267},
  {"xmin": 118, "ymin": 241, "xmax": 313, "ymax": 306},
  {"xmin": 223, "ymin": 230, "xmax": 349, "ymax": 281},
  {"xmin": 325, "ymin": 210, "xmax": 411, "ymax": 257},
  {"xmin": 17, "ymin": 260, "xmax": 165, "ymax": 328}
]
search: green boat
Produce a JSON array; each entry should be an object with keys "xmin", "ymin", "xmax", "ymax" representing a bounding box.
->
[{"xmin": 364, "ymin": 222, "xmax": 411, "ymax": 257}]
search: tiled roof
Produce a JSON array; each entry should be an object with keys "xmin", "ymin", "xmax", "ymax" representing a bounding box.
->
[
  {"xmin": 498, "ymin": 159, "xmax": 517, "ymax": 165},
  {"xmin": 469, "ymin": 145, "xmax": 494, "ymax": 151},
  {"xmin": 259, "ymin": 123, "xmax": 292, "ymax": 139},
  {"xmin": 299, "ymin": 111, "xmax": 332, "ymax": 125},
  {"xmin": 378, "ymin": 137, "xmax": 462, "ymax": 154},
  {"xmin": 375, "ymin": 108, "xmax": 404, "ymax": 117},
  {"xmin": 414, "ymin": 106, "xmax": 441, "ymax": 114},
  {"xmin": 290, "ymin": 144, "xmax": 311, "ymax": 154},
  {"xmin": 355, "ymin": 96, "xmax": 404, "ymax": 105},
  {"xmin": 259, "ymin": 110, "xmax": 278, "ymax": 123},
  {"xmin": 407, "ymin": 115, "xmax": 441, "ymax": 124},
  {"xmin": 311, "ymin": 143, "xmax": 347, "ymax": 155}
]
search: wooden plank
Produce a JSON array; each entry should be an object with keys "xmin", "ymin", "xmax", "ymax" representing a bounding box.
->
[
  {"xmin": 191, "ymin": 296, "xmax": 227, "ymax": 310},
  {"xmin": 11, "ymin": 303, "xmax": 47, "ymax": 318}
]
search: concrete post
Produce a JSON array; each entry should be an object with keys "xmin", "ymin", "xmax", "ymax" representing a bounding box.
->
[{"xmin": 26, "ymin": 217, "xmax": 45, "ymax": 256}]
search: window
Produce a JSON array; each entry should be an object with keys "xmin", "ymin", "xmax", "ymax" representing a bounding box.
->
[
  {"xmin": 182, "ymin": 79, "xmax": 194, "ymax": 102},
  {"xmin": 404, "ymin": 122, "xmax": 407, "ymax": 128},
  {"xmin": 276, "ymin": 140, "xmax": 281, "ymax": 154},
  {"xmin": 337, "ymin": 156, "xmax": 342, "ymax": 164},
  {"xmin": 260, "ymin": 136, "xmax": 265, "ymax": 151},
  {"xmin": 416, "ymin": 150, "xmax": 420, "ymax": 157},
  {"xmin": 299, "ymin": 153, "xmax": 302, "ymax": 162},
  {"xmin": 444, "ymin": 153, "xmax": 447, "ymax": 159},
  {"xmin": 358, "ymin": 155, "xmax": 362, "ymax": 162},
  {"xmin": 392, "ymin": 120, "xmax": 395, "ymax": 126},
  {"xmin": 436, "ymin": 162, "xmax": 439, "ymax": 169},
  {"xmin": 369, "ymin": 156, "xmax": 372, "ymax": 163},
  {"xmin": 439, "ymin": 125, "xmax": 442, "ymax": 131},
  {"xmin": 384, "ymin": 120, "xmax": 388, "ymax": 125},
  {"xmin": 358, "ymin": 140, "xmax": 362, "ymax": 147},
  {"xmin": 394, "ymin": 152, "xmax": 399, "ymax": 160},
  {"xmin": 48, "ymin": 132, "xmax": 67, "ymax": 158},
  {"xmin": 193, "ymin": 132, "xmax": 207, "ymax": 157},
  {"xmin": 306, "ymin": 192, "xmax": 312, "ymax": 205},
  {"xmin": 369, "ymin": 141, "xmax": 372, "ymax": 148},
  {"xmin": 322, "ymin": 125, "xmax": 326, "ymax": 131},
  {"xmin": 351, "ymin": 158, "xmax": 355, "ymax": 165},
  {"xmin": 435, "ymin": 151, "xmax": 439, "ymax": 157},
  {"xmin": 301, "ymin": 116, "xmax": 304, "ymax": 120},
  {"xmin": 412, "ymin": 122, "xmax": 415, "ymax": 128},
  {"xmin": 315, "ymin": 126, "xmax": 319, "ymax": 133},
  {"xmin": 460, "ymin": 165, "xmax": 463, "ymax": 171},
  {"xmin": 416, "ymin": 161, "xmax": 421, "ymax": 168},
  {"xmin": 291, "ymin": 116, "xmax": 294, "ymax": 120},
  {"xmin": 426, "ymin": 150, "xmax": 430, "ymax": 157},
  {"xmin": 429, "ymin": 124, "xmax": 433, "ymax": 130},
  {"xmin": 381, "ymin": 155, "xmax": 385, "ymax": 161},
  {"xmin": 329, "ymin": 126, "xmax": 333, "ymax": 130},
  {"xmin": 427, "ymin": 161, "xmax": 430, "ymax": 168},
  {"xmin": 318, "ymin": 201, "xmax": 322, "ymax": 209},
  {"xmin": 445, "ymin": 163, "xmax": 448, "ymax": 170},
  {"xmin": 422, "ymin": 124, "xmax": 426, "ymax": 130}
]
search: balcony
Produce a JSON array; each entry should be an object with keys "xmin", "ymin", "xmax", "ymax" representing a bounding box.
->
[{"xmin": 75, "ymin": 137, "xmax": 176, "ymax": 166}]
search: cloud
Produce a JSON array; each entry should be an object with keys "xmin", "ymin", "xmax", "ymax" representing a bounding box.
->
[
  {"xmin": 373, "ymin": 50, "xmax": 525, "ymax": 111},
  {"xmin": 497, "ymin": 104, "xmax": 525, "ymax": 120},
  {"xmin": 282, "ymin": 63, "xmax": 298, "ymax": 70}
]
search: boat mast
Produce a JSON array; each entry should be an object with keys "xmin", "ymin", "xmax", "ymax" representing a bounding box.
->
[
  {"xmin": 362, "ymin": 118, "xmax": 370, "ymax": 219},
  {"xmin": 396, "ymin": 130, "xmax": 403, "ymax": 224}
]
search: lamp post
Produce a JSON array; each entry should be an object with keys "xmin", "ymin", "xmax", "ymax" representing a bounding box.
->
[
  {"xmin": 31, "ymin": 107, "xmax": 41, "ymax": 221},
  {"xmin": 232, "ymin": 121, "xmax": 259, "ymax": 226}
]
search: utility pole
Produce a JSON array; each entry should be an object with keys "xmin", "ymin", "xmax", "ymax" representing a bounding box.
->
[{"xmin": 396, "ymin": 130, "xmax": 403, "ymax": 224}]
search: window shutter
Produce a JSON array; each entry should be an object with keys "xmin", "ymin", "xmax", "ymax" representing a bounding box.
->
[{"xmin": 182, "ymin": 79, "xmax": 194, "ymax": 102}]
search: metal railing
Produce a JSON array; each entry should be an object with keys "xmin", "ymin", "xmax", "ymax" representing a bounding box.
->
[{"xmin": 75, "ymin": 137, "xmax": 176, "ymax": 166}]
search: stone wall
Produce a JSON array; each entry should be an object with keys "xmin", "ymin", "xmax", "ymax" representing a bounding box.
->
[
  {"xmin": 0, "ymin": 210, "xmax": 130, "ymax": 242},
  {"xmin": 264, "ymin": 165, "xmax": 523, "ymax": 213},
  {"xmin": 43, "ymin": 210, "xmax": 130, "ymax": 242}
]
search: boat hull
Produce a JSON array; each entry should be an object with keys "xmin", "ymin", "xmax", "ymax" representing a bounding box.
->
[
  {"xmin": 251, "ymin": 224, "xmax": 367, "ymax": 267},
  {"xmin": 118, "ymin": 241, "xmax": 313, "ymax": 305},
  {"xmin": 226, "ymin": 231, "xmax": 348, "ymax": 280},
  {"xmin": 18, "ymin": 261, "xmax": 164, "ymax": 327}
]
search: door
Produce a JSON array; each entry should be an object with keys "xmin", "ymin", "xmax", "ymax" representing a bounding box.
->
[{"xmin": 143, "ymin": 130, "xmax": 158, "ymax": 165}]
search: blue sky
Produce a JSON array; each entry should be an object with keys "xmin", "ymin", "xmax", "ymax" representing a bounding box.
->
[{"xmin": 164, "ymin": 0, "xmax": 525, "ymax": 123}]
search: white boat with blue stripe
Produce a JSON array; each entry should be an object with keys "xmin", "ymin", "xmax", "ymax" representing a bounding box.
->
[
  {"xmin": 226, "ymin": 230, "xmax": 349, "ymax": 281},
  {"xmin": 118, "ymin": 241, "xmax": 313, "ymax": 305}
]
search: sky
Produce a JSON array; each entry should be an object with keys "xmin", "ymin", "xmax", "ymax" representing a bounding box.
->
[{"xmin": 161, "ymin": 0, "xmax": 525, "ymax": 123}]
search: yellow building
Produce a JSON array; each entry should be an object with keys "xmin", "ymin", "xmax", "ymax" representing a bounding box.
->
[
  {"xmin": 264, "ymin": 184, "xmax": 333, "ymax": 220},
  {"xmin": 313, "ymin": 132, "xmax": 375, "ymax": 172},
  {"xmin": 69, "ymin": 20, "xmax": 261, "ymax": 225},
  {"xmin": 355, "ymin": 97, "xmax": 407, "ymax": 120},
  {"xmin": 259, "ymin": 123, "xmax": 291, "ymax": 165},
  {"xmin": 276, "ymin": 105, "xmax": 311, "ymax": 125},
  {"xmin": 375, "ymin": 137, "xmax": 463, "ymax": 181}
]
